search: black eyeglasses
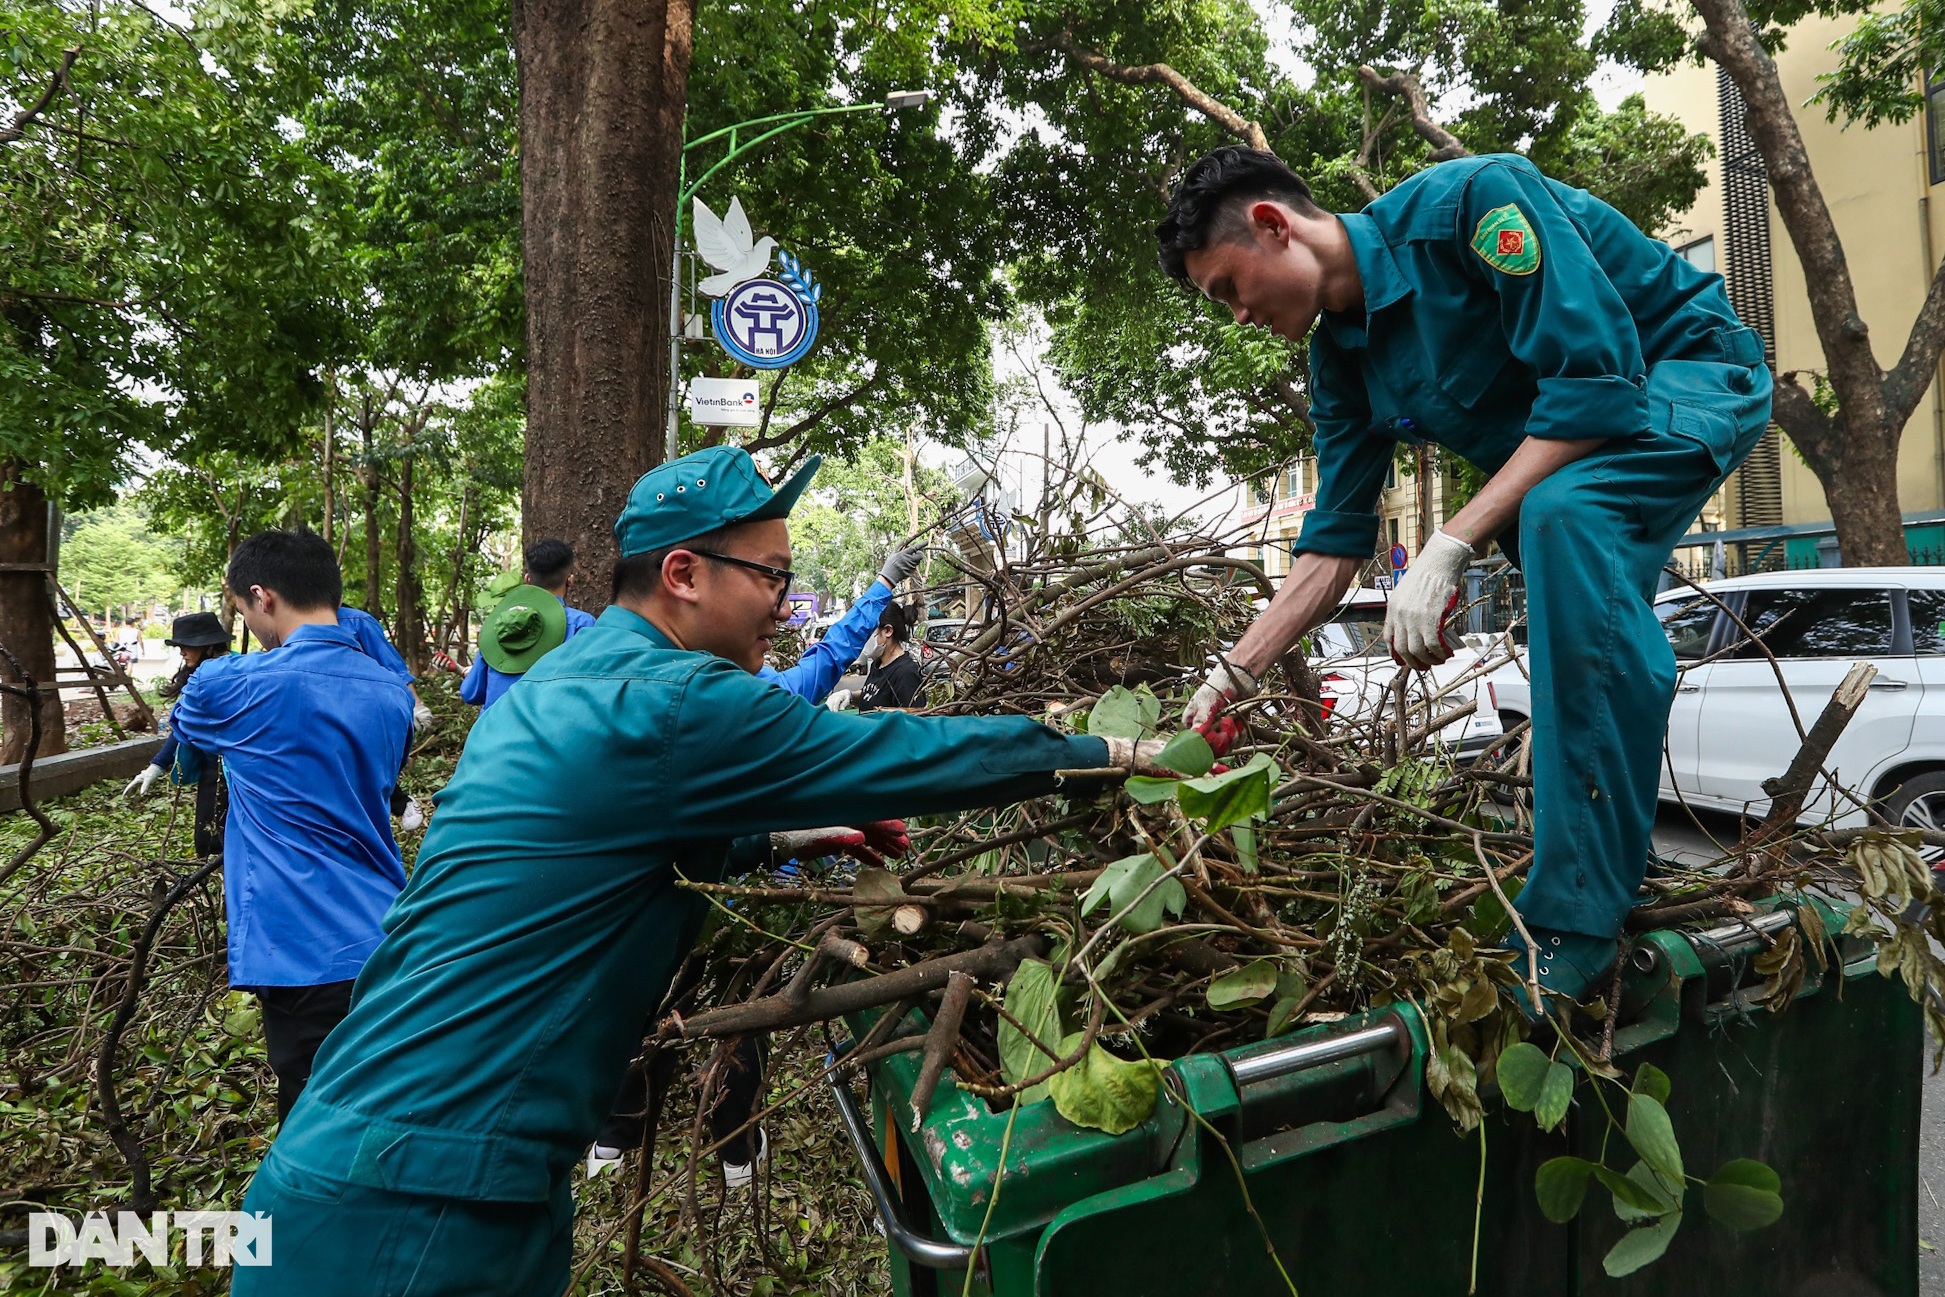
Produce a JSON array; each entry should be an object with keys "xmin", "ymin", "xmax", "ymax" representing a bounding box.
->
[{"xmin": 690, "ymin": 550, "xmax": 794, "ymax": 608}]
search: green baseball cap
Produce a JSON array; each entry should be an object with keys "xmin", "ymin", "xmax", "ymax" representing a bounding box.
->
[
  {"xmin": 614, "ymin": 445, "xmax": 822, "ymax": 559},
  {"xmin": 483, "ymin": 569, "xmax": 523, "ymax": 600},
  {"xmin": 480, "ymin": 585, "xmax": 568, "ymax": 673}
]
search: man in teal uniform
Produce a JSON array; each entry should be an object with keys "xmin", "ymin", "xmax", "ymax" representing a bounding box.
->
[
  {"xmin": 1162, "ymin": 148, "xmax": 1771, "ymax": 1012},
  {"xmin": 236, "ymin": 445, "xmax": 1161, "ymax": 1295}
]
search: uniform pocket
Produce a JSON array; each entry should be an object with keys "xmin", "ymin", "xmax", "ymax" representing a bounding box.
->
[{"xmin": 1648, "ymin": 359, "xmax": 1770, "ymax": 477}]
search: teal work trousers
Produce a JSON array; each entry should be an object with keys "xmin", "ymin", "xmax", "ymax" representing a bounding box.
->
[
  {"xmin": 230, "ymin": 1150, "xmax": 574, "ymax": 1296},
  {"xmin": 1511, "ymin": 356, "xmax": 1772, "ymax": 938}
]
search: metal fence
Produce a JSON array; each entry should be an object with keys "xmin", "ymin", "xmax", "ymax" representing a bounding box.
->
[{"xmin": 1666, "ymin": 542, "xmax": 1945, "ymax": 581}]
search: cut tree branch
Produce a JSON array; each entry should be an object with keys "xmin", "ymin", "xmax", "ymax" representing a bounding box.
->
[
  {"xmin": 1, "ymin": 47, "xmax": 81, "ymax": 147},
  {"xmin": 1355, "ymin": 67, "xmax": 1469, "ymax": 162},
  {"xmin": 1037, "ymin": 31, "xmax": 1270, "ymax": 153},
  {"xmin": 1886, "ymin": 255, "xmax": 1945, "ymax": 422}
]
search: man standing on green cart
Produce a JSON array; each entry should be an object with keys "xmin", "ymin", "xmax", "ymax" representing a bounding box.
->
[
  {"xmin": 234, "ymin": 445, "xmax": 1169, "ymax": 1296},
  {"xmin": 1160, "ymin": 147, "xmax": 1772, "ymax": 1012}
]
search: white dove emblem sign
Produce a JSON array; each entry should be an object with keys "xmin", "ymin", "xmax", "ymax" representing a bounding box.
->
[{"xmin": 693, "ymin": 196, "xmax": 822, "ymax": 370}]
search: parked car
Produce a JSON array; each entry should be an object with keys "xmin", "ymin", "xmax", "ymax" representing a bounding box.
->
[
  {"xmin": 1313, "ymin": 632, "xmax": 1514, "ymax": 760},
  {"xmin": 1308, "ymin": 587, "xmax": 1389, "ymax": 663},
  {"xmin": 1488, "ymin": 567, "xmax": 1945, "ymax": 830}
]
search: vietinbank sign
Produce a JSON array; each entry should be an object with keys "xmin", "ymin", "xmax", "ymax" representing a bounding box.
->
[{"xmin": 29, "ymin": 1210, "xmax": 272, "ymax": 1267}]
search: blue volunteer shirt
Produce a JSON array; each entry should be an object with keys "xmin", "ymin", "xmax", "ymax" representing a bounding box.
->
[
  {"xmin": 757, "ymin": 577, "xmax": 895, "ymax": 701},
  {"xmin": 337, "ymin": 605, "xmax": 415, "ymax": 684},
  {"xmin": 459, "ymin": 600, "xmax": 597, "ymax": 709},
  {"xmin": 170, "ymin": 623, "xmax": 417, "ymax": 987}
]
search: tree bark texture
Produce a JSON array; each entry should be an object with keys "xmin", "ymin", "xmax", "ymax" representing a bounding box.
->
[
  {"xmin": 514, "ymin": 0, "xmax": 694, "ymax": 586},
  {"xmin": 361, "ymin": 407, "xmax": 383, "ymax": 619},
  {"xmin": 0, "ymin": 461, "xmax": 67, "ymax": 762},
  {"xmin": 393, "ymin": 450, "xmax": 424, "ymax": 672},
  {"xmin": 1692, "ymin": 0, "xmax": 1945, "ymax": 565}
]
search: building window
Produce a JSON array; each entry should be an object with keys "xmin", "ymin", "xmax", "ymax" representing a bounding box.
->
[
  {"xmin": 1676, "ymin": 236, "xmax": 1715, "ymax": 274},
  {"xmin": 1387, "ymin": 517, "xmax": 1401, "ymax": 551},
  {"xmin": 1385, "ymin": 461, "xmax": 1398, "ymax": 491},
  {"xmin": 1930, "ymin": 69, "xmax": 1945, "ymax": 185}
]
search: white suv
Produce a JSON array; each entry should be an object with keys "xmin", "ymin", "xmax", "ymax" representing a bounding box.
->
[{"xmin": 1488, "ymin": 568, "xmax": 1945, "ymax": 830}]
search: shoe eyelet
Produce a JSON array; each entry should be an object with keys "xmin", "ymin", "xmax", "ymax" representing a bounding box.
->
[{"xmin": 1548, "ymin": 936, "xmax": 1562, "ymax": 946}]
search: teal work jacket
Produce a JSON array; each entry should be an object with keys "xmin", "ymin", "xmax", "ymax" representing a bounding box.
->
[
  {"xmin": 272, "ymin": 605, "xmax": 1109, "ymax": 1201},
  {"xmin": 1296, "ymin": 154, "xmax": 1762, "ymax": 560}
]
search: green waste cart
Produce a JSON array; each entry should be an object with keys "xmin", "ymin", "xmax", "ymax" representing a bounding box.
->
[{"xmin": 832, "ymin": 902, "xmax": 1924, "ymax": 1296}]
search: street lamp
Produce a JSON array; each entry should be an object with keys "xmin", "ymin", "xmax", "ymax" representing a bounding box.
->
[{"xmin": 666, "ymin": 91, "xmax": 933, "ymax": 457}]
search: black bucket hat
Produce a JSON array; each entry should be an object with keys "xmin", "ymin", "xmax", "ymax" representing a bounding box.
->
[{"xmin": 164, "ymin": 612, "xmax": 230, "ymax": 648}]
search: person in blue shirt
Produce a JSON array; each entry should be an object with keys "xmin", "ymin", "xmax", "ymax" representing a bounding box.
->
[
  {"xmin": 1163, "ymin": 148, "xmax": 1771, "ymax": 1015},
  {"xmin": 124, "ymin": 612, "xmax": 232, "ymax": 856},
  {"xmin": 449, "ymin": 539, "xmax": 597, "ymax": 709},
  {"xmin": 169, "ymin": 530, "xmax": 416, "ymax": 1121},
  {"xmin": 759, "ymin": 544, "xmax": 922, "ymax": 702}
]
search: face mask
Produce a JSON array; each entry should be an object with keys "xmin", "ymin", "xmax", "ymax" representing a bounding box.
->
[{"xmin": 858, "ymin": 635, "xmax": 886, "ymax": 664}]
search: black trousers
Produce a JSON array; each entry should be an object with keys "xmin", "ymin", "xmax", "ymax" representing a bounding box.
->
[
  {"xmin": 600, "ymin": 1035, "xmax": 767, "ymax": 1165},
  {"xmin": 257, "ymin": 980, "xmax": 356, "ymax": 1123}
]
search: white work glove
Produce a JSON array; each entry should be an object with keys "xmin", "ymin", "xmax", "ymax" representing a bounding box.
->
[
  {"xmin": 1100, "ymin": 736, "xmax": 1183, "ymax": 777},
  {"xmin": 399, "ymin": 796, "xmax": 425, "ymax": 832},
  {"xmin": 1182, "ymin": 661, "xmax": 1259, "ymax": 758},
  {"xmin": 124, "ymin": 765, "xmax": 164, "ymax": 798},
  {"xmin": 1384, "ymin": 530, "xmax": 1475, "ymax": 670},
  {"xmin": 825, "ymin": 689, "xmax": 856, "ymax": 712},
  {"xmin": 879, "ymin": 545, "xmax": 924, "ymax": 587},
  {"xmin": 412, "ymin": 701, "xmax": 435, "ymax": 731}
]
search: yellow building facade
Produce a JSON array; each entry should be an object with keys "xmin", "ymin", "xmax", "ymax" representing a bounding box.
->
[{"xmin": 1642, "ymin": 19, "xmax": 1945, "ymax": 567}]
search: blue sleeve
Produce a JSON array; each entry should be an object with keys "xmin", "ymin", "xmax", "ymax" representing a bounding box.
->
[
  {"xmin": 459, "ymin": 655, "xmax": 488, "ymax": 706},
  {"xmin": 767, "ymin": 580, "xmax": 893, "ymax": 702},
  {"xmin": 564, "ymin": 607, "xmax": 597, "ymax": 640},
  {"xmin": 1457, "ymin": 159, "xmax": 1648, "ymax": 443},
  {"xmin": 170, "ymin": 741, "xmax": 207, "ymax": 786},
  {"xmin": 339, "ymin": 607, "xmax": 415, "ymax": 684},
  {"xmin": 1292, "ymin": 330, "xmax": 1391, "ymax": 558},
  {"xmin": 169, "ymin": 664, "xmax": 247, "ymax": 757},
  {"xmin": 153, "ymin": 730, "xmax": 179, "ymax": 771}
]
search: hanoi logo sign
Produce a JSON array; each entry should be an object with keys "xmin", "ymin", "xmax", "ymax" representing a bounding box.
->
[
  {"xmin": 712, "ymin": 275, "xmax": 818, "ymax": 369},
  {"xmin": 691, "ymin": 198, "xmax": 821, "ymax": 371}
]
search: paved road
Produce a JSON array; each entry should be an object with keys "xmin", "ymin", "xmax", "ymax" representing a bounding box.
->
[{"xmin": 1650, "ymin": 805, "xmax": 1943, "ymax": 1294}]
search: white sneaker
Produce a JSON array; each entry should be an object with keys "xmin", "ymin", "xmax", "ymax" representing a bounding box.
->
[
  {"xmin": 586, "ymin": 1144, "xmax": 624, "ymax": 1177},
  {"xmin": 721, "ymin": 1130, "xmax": 767, "ymax": 1189}
]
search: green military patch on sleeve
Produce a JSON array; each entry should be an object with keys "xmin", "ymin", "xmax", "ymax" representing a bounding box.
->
[{"xmin": 1470, "ymin": 204, "xmax": 1541, "ymax": 275}]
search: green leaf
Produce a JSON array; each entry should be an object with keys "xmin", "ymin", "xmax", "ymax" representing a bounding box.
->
[
  {"xmin": 1175, "ymin": 753, "xmax": 1280, "ymax": 831},
  {"xmin": 1625, "ymin": 1092, "xmax": 1684, "ymax": 1185},
  {"xmin": 1123, "ymin": 776, "xmax": 1181, "ymax": 805},
  {"xmin": 1495, "ymin": 1041, "xmax": 1551, "ymax": 1111},
  {"xmin": 1047, "ymin": 1036, "xmax": 1163, "ymax": 1135},
  {"xmin": 851, "ymin": 866, "xmax": 905, "ymax": 942},
  {"xmin": 1595, "ymin": 1163, "xmax": 1676, "ymax": 1216},
  {"xmin": 1533, "ymin": 1061, "xmax": 1574, "ymax": 1132},
  {"xmin": 1631, "ymin": 1061, "xmax": 1671, "ymax": 1107},
  {"xmin": 1535, "ymin": 1156, "xmax": 1595, "ymax": 1223},
  {"xmin": 1602, "ymin": 1212, "xmax": 1683, "ymax": 1277},
  {"xmin": 1463, "ymin": 876, "xmax": 1523, "ymax": 943},
  {"xmin": 997, "ymin": 960, "xmax": 1062, "ymax": 1105},
  {"xmin": 1155, "ymin": 729, "xmax": 1215, "ymax": 776},
  {"xmin": 1232, "ymin": 821, "xmax": 1260, "ymax": 874},
  {"xmin": 1703, "ymin": 1160, "xmax": 1784, "ymax": 1231},
  {"xmin": 1079, "ymin": 853, "xmax": 1186, "ymax": 935},
  {"xmin": 1207, "ymin": 960, "xmax": 1279, "ymax": 1010},
  {"xmin": 1087, "ymin": 685, "xmax": 1160, "ymax": 738}
]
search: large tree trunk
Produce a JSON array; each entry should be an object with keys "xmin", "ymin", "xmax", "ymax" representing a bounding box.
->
[
  {"xmin": 0, "ymin": 460, "xmax": 67, "ymax": 763},
  {"xmin": 1692, "ymin": 0, "xmax": 1945, "ymax": 565},
  {"xmin": 513, "ymin": 0, "xmax": 694, "ymax": 585},
  {"xmin": 393, "ymin": 450, "xmax": 424, "ymax": 673}
]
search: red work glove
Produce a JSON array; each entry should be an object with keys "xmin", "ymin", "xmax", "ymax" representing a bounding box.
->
[
  {"xmin": 1182, "ymin": 662, "xmax": 1259, "ymax": 759},
  {"xmin": 430, "ymin": 650, "xmax": 462, "ymax": 674},
  {"xmin": 771, "ymin": 822, "xmax": 908, "ymax": 869}
]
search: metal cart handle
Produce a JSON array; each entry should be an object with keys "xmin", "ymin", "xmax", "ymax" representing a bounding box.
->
[
  {"xmin": 827, "ymin": 1051, "xmax": 978, "ymax": 1271},
  {"xmin": 1227, "ymin": 1014, "xmax": 1409, "ymax": 1087}
]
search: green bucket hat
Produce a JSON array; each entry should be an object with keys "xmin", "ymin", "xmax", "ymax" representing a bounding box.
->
[
  {"xmin": 614, "ymin": 444, "xmax": 821, "ymax": 559},
  {"xmin": 480, "ymin": 585, "xmax": 568, "ymax": 674}
]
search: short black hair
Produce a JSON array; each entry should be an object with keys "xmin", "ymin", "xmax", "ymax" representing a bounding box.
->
[
  {"xmin": 524, "ymin": 538, "xmax": 576, "ymax": 588},
  {"xmin": 878, "ymin": 601, "xmax": 911, "ymax": 644},
  {"xmin": 610, "ymin": 525, "xmax": 737, "ymax": 603},
  {"xmin": 226, "ymin": 529, "xmax": 342, "ymax": 611},
  {"xmin": 1156, "ymin": 147, "xmax": 1321, "ymax": 285}
]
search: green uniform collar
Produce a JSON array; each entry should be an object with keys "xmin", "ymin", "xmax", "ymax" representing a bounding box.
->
[
  {"xmin": 596, "ymin": 603, "xmax": 678, "ymax": 649},
  {"xmin": 1323, "ymin": 212, "xmax": 1415, "ymax": 349}
]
